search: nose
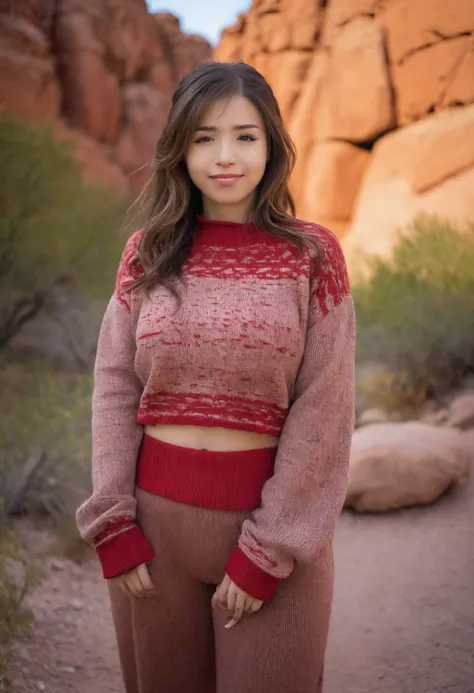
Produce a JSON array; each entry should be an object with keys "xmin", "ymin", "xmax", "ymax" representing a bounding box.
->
[{"xmin": 216, "ymin": 139, "xmax": 236, "ymax": 168}]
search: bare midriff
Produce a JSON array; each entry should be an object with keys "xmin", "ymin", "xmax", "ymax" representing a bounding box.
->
[{"xmin": 144, "ymin": 424, "xmax": 279, "ymax": 452}]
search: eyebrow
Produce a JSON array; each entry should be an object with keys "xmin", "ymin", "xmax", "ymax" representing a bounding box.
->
[{"xmin": 195, "ymin": 124, "xmax": 260, "ymax": 132}]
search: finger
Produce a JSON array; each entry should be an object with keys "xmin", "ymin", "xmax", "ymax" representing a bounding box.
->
[
  {"xmin": 122, "ymin": 575, "xmax": 139, "ymax": 599},
  {"xmin": 226, "ymin": 592, "xmax": 246, "ymax": 629},
  {"xmin": 243, "ymin": 596, "xmax": 254, "ymax": 612},
  {"xmin": 136, "ymin": 563, "xmax": 155, "ymax": 595},
  {"xmin": 212, "ymin": 582, "xmax": 223, "ymax": 607},
  {"xmin": 249, "ymin": 599, "xmax": 264, "ymax": 613},
  {"xmin": 213, "ymin": 576, "xmax": 231, "ymax": 609},
  {"xmin": 211, "ymin": 588, "xmax": 222, "ymax": 610},
  {"xmin": 116, "ymin": 578, "xmax": 131, "ymax": 598},
  {"xmin": 211, "ymin": 585, "xmax": 226, "ymax": 610},
  {"xmin": 226, "ymin": 583, "xmax": 237, "ymax": 615},
  {"xmin": 131, "ymin": 570, "xmax": 150, "ymax": 598},
  {"xmin": 220, "ymin": 574, "xmax": 231, "ymax": 594},
  {"xmin": 124, "ymin": 571, "xmax": 145, "ymax": 598},
  {"xmin": 219, "ymin": 575, "xmax": 232, "ymax": 607}
]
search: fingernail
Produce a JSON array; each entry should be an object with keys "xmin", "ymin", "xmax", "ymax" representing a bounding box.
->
[{"xmin": 225, "ymin": 620, "xmax": 236, "ymax": 629}]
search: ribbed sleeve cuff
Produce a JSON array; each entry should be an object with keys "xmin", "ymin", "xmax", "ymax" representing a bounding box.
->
[
  {"xmin": 96, "ymin": 524, "xmax": 155, "ymax": 579},
  {"xmin": 225, "ymin": 545, "xmax": 280, "ymax": 601}
]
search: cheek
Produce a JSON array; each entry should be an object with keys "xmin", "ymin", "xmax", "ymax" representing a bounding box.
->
[
  {"xmin": 247, "ymin": 143, "xmax": 267, "ymax": 180},
  {"xmin": 185, "ymin": 147, "xmax": 205, "ymax": 182}
]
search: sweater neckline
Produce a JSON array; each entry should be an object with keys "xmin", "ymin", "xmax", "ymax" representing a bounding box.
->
[{"xmin": 195, "ymin": 214, "xmax": 263, "ymax": 247}]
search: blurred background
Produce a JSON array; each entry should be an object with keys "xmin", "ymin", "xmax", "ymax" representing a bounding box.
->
[{"xmin": 0, "ymin": 1, "xmax": 473, "ymax": 691}]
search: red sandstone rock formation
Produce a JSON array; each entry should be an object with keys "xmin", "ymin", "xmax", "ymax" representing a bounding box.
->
[
  {"xmin": 216, "ymin": 0, "xmax": 474, "ymax": 269},
  {"xmin": 0, "ymin": 0, "xmax": 211, "ymax": 193}
]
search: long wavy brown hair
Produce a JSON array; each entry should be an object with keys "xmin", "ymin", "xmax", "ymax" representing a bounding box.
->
[{"xmin": 127, "ymin": 61, "xmax": 320, "ymax": 303}]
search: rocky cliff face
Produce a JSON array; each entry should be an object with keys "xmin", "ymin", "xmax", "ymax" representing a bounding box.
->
[
  {"xmin": 216, "ymin": 0, "xmax": 474, "ymax": 269},
  {"xmin": 0, "ymin": 0, "xmax": 211, "ymax": 193}
]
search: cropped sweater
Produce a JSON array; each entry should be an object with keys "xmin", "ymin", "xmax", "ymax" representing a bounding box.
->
[{"xmin": 76, "ymin": 215, "xmax": 356, "ymax": 601}]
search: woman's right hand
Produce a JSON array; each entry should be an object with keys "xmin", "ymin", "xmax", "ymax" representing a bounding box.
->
[{"xmin": 109, "ymin": 562, "xmax": 156, "ymax": 599}]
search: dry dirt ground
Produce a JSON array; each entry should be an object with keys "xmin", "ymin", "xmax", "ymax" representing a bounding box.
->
[{"xmin": 9, "ymin": 471, "xmax": 474, "ymax": 693}]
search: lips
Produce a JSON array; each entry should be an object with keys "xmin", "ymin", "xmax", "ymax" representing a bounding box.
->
[
  {"xmin": 210, "ymin": 174, "xmax": 243, "ymax": 180},
  {"xmin": 209, "ymin": 173, "xmax": 243, "ymax": 187}
]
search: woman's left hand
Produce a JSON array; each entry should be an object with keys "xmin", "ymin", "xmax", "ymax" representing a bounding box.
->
[{"xmin": 212, "ymin": 574, "xmax": 263, "ymax": 628}]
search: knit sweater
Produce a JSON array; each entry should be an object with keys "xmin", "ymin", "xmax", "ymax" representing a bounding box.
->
[{"xmin": 76, "ymin": 215, "xmax": 356, "ymax": 600}]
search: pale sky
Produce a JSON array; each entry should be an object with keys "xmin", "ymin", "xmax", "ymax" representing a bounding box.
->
[{"xmin": 147, "ymin": 0, "xmax": 250, "ymax": 46}]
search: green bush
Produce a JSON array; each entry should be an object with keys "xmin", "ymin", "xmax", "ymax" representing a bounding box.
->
[
  {"xmin": 0, "ymin": 112, "xmax": 127, "ymax": 527},
  {"xmin": 0, "ymin": 525, "xmax": 34, "ymax": 692},
  {"xmin": 0, "ymin": 113, "xmax": 127, "ymax": 348},
  {"xmin": 353, "ymin": 215, "xmax": 474, "ymax": 412},
  {"xmin": 0, "ymin": 355, "xmax": 93, "ymax": 518},
  {"xmin": 0, "ymin": 113, "xmax": 132, "ymax": 681},
  {"xmin": 0, "ymin": 355, "xmax": 92, "ymax": 685}
]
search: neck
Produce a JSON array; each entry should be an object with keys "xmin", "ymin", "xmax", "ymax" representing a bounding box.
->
[
  {"xmin": 201, "ymin": 197, "xmax": 254, "ymax": 224},
  {"xmin": 195, "ymin": 214, "xmax": 265, "ymax": 248}
]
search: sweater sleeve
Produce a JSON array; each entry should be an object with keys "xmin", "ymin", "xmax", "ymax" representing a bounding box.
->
[
  {"xmin": 75, "ymin": 230, "xmax": 155, "ymax": 579},
  {"xmin": 225, "ymin": 225, "xmax": 356, "ymax": 601}
]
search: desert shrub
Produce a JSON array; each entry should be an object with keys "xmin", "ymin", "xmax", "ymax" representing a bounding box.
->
[
  {"xmin": 0, "ymin": 112, "xmax": 128, "ymax": 523},
  {"xmin": 0, "ymin": 356, "xmax": 92, "ymax": 684},
  {"xmin": 353, "ymin": 215, "xmax": 474, "ymax": 413},
  {"xmin": 0, "ymin": 113, "xmax": 126, "ymax": 349},
  {"xmin": 0, "ymin": 524, "xmax": 34, "ymax": 691},
  {"xmin": 0, "ymin": 355, "xmax": 93, "ymax": 527},
  {"xmin": 0, "ymin": 113, "xmax": 131, "ymax": 557},
  {"xmin": 0, "ymin": 113, "xmax": 131, "ymax": 680}
]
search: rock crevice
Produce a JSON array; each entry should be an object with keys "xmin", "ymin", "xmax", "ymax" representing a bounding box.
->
[
  {"xmin": 216, "ymin": 0, "xmax": 474, "ymax": 269},
  {"xmin": 397, "ymin": 31, "xmax": 473, "ymax": 65}
]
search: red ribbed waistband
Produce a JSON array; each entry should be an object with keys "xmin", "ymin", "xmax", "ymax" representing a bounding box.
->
[{"xmin": 136, "ymin": 435, "xmax": 277, "ymax": 511}]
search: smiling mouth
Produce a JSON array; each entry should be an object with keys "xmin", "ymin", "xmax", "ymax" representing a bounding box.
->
[{"xmin": 210, "ymin": 174, "xmax": 243, "ymax": 179}]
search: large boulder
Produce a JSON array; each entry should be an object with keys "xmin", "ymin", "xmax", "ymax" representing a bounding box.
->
[
  {"xmin": 343, "ymin": 104, "xmax": 474, "ymax": 272},
  {"xmin": 391, "ymin": 36, "xmax": 474, "ymax": 126},
  {"xmin": 444, "ymin": 393, "xmax": 474, "ymax": 430},
  {"xmin": 381, "ymin": 0, "xmax": 474, "ymax": 124},
  {"xmin": 263, "ymin": 51, "xmax": 312, "ymax": 122},
  {"xmin": 115, "ymin": 83, "xmax": 170, "ymax": 189},
  {"xmin": 345, "ymin": 422, "xmax": 473, "ymax": 512},
  {"xmin": 0, "ymin": 1, "xmax": 211, "ymax": 193},
  {"xmin": 154, "ymin": 12, "xmax": 211, "ymax": 79},
  {"xmin": 216, "ymin": 0, "xmax": 474, "ymax": 254},
  {"xmin": 0, "ymin": 0, "xmax": 56, "ymax": 34},
  {"xmin": 53, "ymin": 0, "xmax": 169, "ymax": 143},
  {"xmin": 53, "ymin": 124, "xmax": 129, "ymax": 195},
  {"xmin": 422, "ymin": 392, "xmax": 474, "ymax": 430},
  {"xmin": 380, "ymin": 0, "xmax": 474, "ymax": 65},
  {"xmin": 0, "ymin": 13, "xmax": 60, "ymax": 122},
  {"xmin": 316, "ymin": 19, "xmax": 396, "ymax": 144},
  {"xmin": 298, "ymin": 141, "xmax": 370, "ymax": 235},
  {"xmin": 323, "ymin": 0, "xmax": 376, "ymax": 32}
]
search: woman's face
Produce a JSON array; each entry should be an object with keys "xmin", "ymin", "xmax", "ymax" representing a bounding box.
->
[{"xmin": 185, "ymin": 95, "xmax": 268, "ymax": 221}]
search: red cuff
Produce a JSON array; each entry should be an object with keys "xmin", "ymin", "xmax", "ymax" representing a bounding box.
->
[
  {"xmin": 225, "ymin": 545, "xmax": 280, "ymax": 601},
  {"xmin": 96, "ymin": 524, "xmax": 155, "ymax": 579}
]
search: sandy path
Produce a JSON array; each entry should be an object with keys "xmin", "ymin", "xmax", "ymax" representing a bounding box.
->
[
  {"xmin": 10, "ymin": 472, "xmax": 474, "ymax": 693},
  {"xmin": 326, "ymin": 472, "xmax": 474, "ymax": 693}
]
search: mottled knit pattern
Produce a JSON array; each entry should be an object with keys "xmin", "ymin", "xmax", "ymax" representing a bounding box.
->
[{"xmin": 76, "ymin": 216, "xmax": 355, "ymax": 590}]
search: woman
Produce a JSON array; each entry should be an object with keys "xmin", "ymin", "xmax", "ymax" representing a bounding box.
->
[{"xmin": 76, "ymin": 61, "xmax": 355, "ymax": 693}]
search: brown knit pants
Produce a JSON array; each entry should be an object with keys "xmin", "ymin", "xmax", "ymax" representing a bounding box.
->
[{"xmin": 108, "ymin": 487, "xmax": 334, "ymax": 693}]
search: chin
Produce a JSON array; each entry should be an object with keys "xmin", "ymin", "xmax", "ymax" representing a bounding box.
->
[{"xmin": 204, "ymin": 189, "xmax": 254, "ymax": 206}]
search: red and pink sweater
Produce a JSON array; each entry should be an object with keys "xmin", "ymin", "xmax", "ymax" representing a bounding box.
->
[{"xmin": 76, "ymin": 216, "xmax": 355, "ymax": 600}]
